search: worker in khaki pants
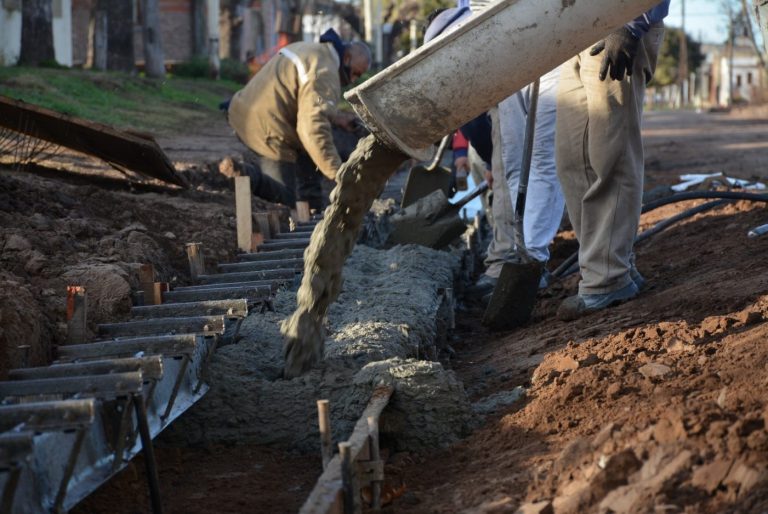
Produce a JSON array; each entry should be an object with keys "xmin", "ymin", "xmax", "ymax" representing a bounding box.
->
[{"xmin": 556, "ymin": 2, "xmax": 669, "ymax": 320}]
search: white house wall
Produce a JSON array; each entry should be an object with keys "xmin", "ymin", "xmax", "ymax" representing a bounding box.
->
[
  {"xmin": 0, "ymin": 0, "xmax": 71, "ymax": 67},
  {"xmin": 53, "ymin": 0, "xmax": 72, "ymax": 66},
  {"xmin": 1, "ymin": 4, "xmax": 22, "ymax": 66}
]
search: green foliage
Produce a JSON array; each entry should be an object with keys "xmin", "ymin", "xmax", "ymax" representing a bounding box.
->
[
  {"xmin": 172, "ymin": 57, "xmax": 250, "ymax": 84},
  {"xmin": 653, "ymin": 28, "xmax": 705, "ymax": 87},
  {"xmin": 0, "ymin": 67, "xmax": 240, "ymax": 134},
  {"xmin": 171, "ymin": 56, "xmax": 210, "ymax": 78}
]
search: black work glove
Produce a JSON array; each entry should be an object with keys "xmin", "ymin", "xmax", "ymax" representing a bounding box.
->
[{"xmin": 589, "ymin": 27, "xmax": 641, "ymax": 82}]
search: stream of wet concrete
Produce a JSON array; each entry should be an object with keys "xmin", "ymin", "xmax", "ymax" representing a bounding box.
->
[{"xmin": 281, "ymin": 135, "xmax": 408, "ymax": 377}]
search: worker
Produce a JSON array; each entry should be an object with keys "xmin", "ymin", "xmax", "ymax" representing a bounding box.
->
[
  {"xmin": 425, "ymin": 7, "xmax": 565, "ymax": 302},
  {"xmin": 227, "ymin": 29, "xmax": 371, "ymax": 209},
  {"xmin": 555, "ymin": 1, "xmax": 670, "ymax": 320},
  {"xmin": 473, "ymin": 66, "xmax": 564, "ymax": 299}
]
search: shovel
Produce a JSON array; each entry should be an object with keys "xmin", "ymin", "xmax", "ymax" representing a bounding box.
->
[
  {"xmin": 389, "ymin": 174, "xmax": 489, "ymax": 249},
  {"xmin": 400, "ymin": 135, "xmax": 454, "ymax": 208},
  {"xmin": 482, "ymin": 79, "xmax": 543, "ymax": 331}
]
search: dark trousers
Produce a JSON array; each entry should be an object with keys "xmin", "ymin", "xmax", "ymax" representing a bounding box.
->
[{"xmin": 245, "ymin": 152, "xmax": 331, "ymax": 211}]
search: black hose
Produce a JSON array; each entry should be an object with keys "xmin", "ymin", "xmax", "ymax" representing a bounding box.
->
[
  {"xmin": 551, "ymin": 191, "xmax": 768, "ymax": 279},
  {"xmin": 641, "ymin": 191, "xmax": 768, "ymax": 213},
  {"xmin": 635, "ymin": 199, "xmax": 731, "ymax": 245}
]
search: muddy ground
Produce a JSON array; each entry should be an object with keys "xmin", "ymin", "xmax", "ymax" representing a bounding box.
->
[{"xmin": 3, "ymin": 106, "xmax": 767, "ymax": 513}]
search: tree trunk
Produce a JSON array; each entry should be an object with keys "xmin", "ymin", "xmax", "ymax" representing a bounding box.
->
[
  {"xmin": 208, "ymin": 0, "xmax": 221, "ymax": 79},
  {"xmin": 19, "ymin": 0, "xmax": 55, "ymax": 65},
  {"xmin": 192, "ymin": 0, "xmax": 208, "ymax": 57},
  {"xmin": 107, "ymin": 0, "xmax": 135, "ymax": 72},
  {"xmin": 229, "ymin": 0, "xmax": 247, "ymax": 60},
  {"xmin": 90, "ymin": 1, "xmax": 108, "ymax": 70},
  {"xmin": 142, "ymin": 0, "xmax": 166, "ymax": 78}
]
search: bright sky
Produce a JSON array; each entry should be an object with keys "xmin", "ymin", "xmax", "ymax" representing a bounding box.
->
[{"xmin": 664, "ymin": 0, "xmax": 759, "ymax": 45}]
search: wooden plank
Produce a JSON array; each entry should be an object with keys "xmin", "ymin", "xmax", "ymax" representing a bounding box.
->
[
  {"xmin": 9, "ymin": 356, "xmax": 164, "ymax": 382},
  {"xmin": 185, "ymin": 242, "xmax": 205, "ymax": 280},
  {"xmin": 0, "ymin": 399, "xmax": 96, "ymax": 432},
  {"xmin": 58, "ymin": 334, "xmax": 199, "ymax": 361},
  {"xmin": 218, "ymin": 258, "xmax": 304, "ymax": 273},
  {"xmin": 170, "ymin": 280, "xmax": 283, "ymax": 292},
  {"xmin": 296, "ymin": 201, "xmax": 311, "ymax": 223},
  {"xmin": 162, "ymin": 285, "xmax": 272, "ymax": 303},
  {"xmin": 267, "ymin": 210, "xmax": 282, "ymax": 235},
  {"xmin": 131, "ymin": 299, "xmax": 248, "ymax": 319},
  {"xmin": 272, "ymin": 233, "xmax": 313, "ymax": 241},
  {"xmin": 0, "ymin": 432, "xmax": 34, "ymax": 467},
  {"xmin": 236, "ymin": 176, "xmax": 254, "ymax": 253},
  {"xmin": 255, "ymin": 213, "xmax": 272, "ymax": 240},
  {"xmin": 197, "ymin": 269, "xmax": 296, "ymax": 285},
  {"xmin": 318, "ymin": 399, "xmax": 332, "ymax": 470},
  {"xmin": 299, "ymin": 385, "xmax": 394, "ymax": 514},
  {"xmin": 257, "ymin": 240, "xmax": 310, "ymax": 251},
  {"xmin": 238, "ymin": 249, "xmax": 305, "ymax": 262},
  {"xmin": 97, "ymin": 315, "xmax": 226, "ymax": 338},
  {"xmin": 0, "ymin": 95, "xmax": 188, "ymax": 187},
  {"xmin": 0, "ymin": 372, "xmax": 145, "ymax": 399}
]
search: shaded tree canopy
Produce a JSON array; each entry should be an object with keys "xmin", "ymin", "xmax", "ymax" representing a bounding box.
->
[{"xmin": 653, "ymin": 28, "xmax": 705, "ymax": 87}]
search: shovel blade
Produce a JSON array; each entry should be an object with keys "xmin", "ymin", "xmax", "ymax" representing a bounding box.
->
[
  {"xmin": 401, "ymin": 165, "xmax": 453, "ymax": 208},
  {"xmin": 482, "ymin": 260, "xmax": 543, "ymax": 331},
  {"xmin": 389, "ymin": 190, "xmax": 467, "ymax": 249}
]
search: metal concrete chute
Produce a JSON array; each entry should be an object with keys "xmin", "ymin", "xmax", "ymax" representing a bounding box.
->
[{"xmin": 345, "ymin": 0, "xmax": 664, "ymax": 160}]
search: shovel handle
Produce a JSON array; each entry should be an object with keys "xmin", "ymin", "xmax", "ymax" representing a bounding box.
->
[
  {"xmin": 426, "ymin": 135, "xmax": 452, "ymax": 171},
  {"xmin": 451, "ymin": 180, "xmax": 489, "ymax": 210},
  {"xmin": 512, "ymin": 79, "xmax": 540, "ymax": 254}
]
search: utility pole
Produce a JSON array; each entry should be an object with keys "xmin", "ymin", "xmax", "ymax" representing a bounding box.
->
[
  {"xmin": 729, "ymin": 1, "xmax": 736, "ymax": 106},
  {"xmin": 679, "ymin": 0, "xmax": 689, "ymax": 106},
  {"xmin": 208, "ymin": 0, "xmax": 221, "ymax": 79}
]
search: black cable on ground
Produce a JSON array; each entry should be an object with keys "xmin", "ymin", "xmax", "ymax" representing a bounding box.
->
[
  {"xmin": 635, "ymin": 199, "xmax": 731, "ymax": 245},
  {"xmin": 551, "ymin": 191, "xmax": 768, "ymax": 280}
]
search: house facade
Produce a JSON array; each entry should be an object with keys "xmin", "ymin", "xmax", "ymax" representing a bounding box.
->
[{"xmin": 1, "ymin": 0, "xmax": 333, "ymax": 68}]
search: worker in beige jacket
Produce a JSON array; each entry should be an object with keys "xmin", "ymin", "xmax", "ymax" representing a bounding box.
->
[{"xmin": 228, "ymin": 29, "xmax": 371, "ymax": 208}]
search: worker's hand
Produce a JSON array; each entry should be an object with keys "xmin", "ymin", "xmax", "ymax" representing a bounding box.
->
[
  {"xmin": 484, "ymin": 169, "xmax": 493, "ymax": 189},
  {"xmin": 454, "ymin": 156, "xmax": 469, "ymax": 173},
  {"xmin": 589, "ymin": 27, "xmax": 640, "ymax": 82},
  {"xmin": 332, "ymin": 112, "xmax": 359, "ymax": 132}
]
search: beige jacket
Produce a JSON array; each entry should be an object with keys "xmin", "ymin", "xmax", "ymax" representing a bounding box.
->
[{"xmin": 228, "ymin": 42, "xmax": 342, "ymax": 180}]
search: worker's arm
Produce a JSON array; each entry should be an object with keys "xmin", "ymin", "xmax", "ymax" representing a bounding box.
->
[
  {"xmin": 296, "ymin": 68, "xmax": 343, "ymax": 181},
  {"xmin": 624, "ymin": 0, "xmax": 670, "ymax": 38},
  {"xmin": 453, "ymin": 130, "xmax": 469, "ymax": 172}
]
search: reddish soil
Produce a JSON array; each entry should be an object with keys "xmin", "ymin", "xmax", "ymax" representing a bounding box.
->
[
  {"xmin": 4, "ymin": 106, "xmax": 768, "ymax": 513},
  {"xmin": 391, "ymin": 108, "xmax": 768, "ymax": 513},
  {"xmin": 74, "ymin": 446, "xmax": 319, "ymax": 514},
  {"xmin": 0, "ymin": 125, "xmax": 283, "ymax": 378}
]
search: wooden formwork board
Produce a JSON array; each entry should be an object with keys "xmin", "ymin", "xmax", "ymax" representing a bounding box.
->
[{"xmin": 299, "ymin": 385, "xmax": 394, "ymax": 514}]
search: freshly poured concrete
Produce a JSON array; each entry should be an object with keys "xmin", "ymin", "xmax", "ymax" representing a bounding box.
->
[{"xmin": 165, "ymin": 244, "xmax": 475, "ymax": 452}]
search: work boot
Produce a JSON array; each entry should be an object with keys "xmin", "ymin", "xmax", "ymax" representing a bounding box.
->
[
  {"xmin": 629, "ymin": 253, "xmax": 645, "ymax": 291},
  {"xmin": 557, "ymin": 281, "xmax": 639, "ymax": 321},
  {"xmin": 467, "ymin": 274, "xmax": 497, "ymax": 301},
  {"xmin": 539, "ymin": 268, "xmax": 552, "ymax": 289}
]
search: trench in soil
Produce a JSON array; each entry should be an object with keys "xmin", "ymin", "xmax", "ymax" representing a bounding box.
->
[{"xmin": 3, "ymin": 109, "xmax": 768, "ymax": 513}]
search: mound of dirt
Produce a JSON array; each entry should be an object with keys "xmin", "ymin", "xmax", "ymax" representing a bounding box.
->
[{"xmin": 0, "ymin": 168, "xmax": 249, "ymax": 377}]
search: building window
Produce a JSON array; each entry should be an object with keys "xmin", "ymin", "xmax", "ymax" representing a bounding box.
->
[
  {"xmin": 748, "ymin": 72, "xmax": 753, "ymax": 85},
  {"xmin": 736, "ymin": 75, "xmax": 742, "ymax": 87}
]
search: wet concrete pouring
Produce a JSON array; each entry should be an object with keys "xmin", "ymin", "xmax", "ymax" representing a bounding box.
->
[{"xmin": 2, "ymin": 108, "xmax": 768, "ymax": 513}]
